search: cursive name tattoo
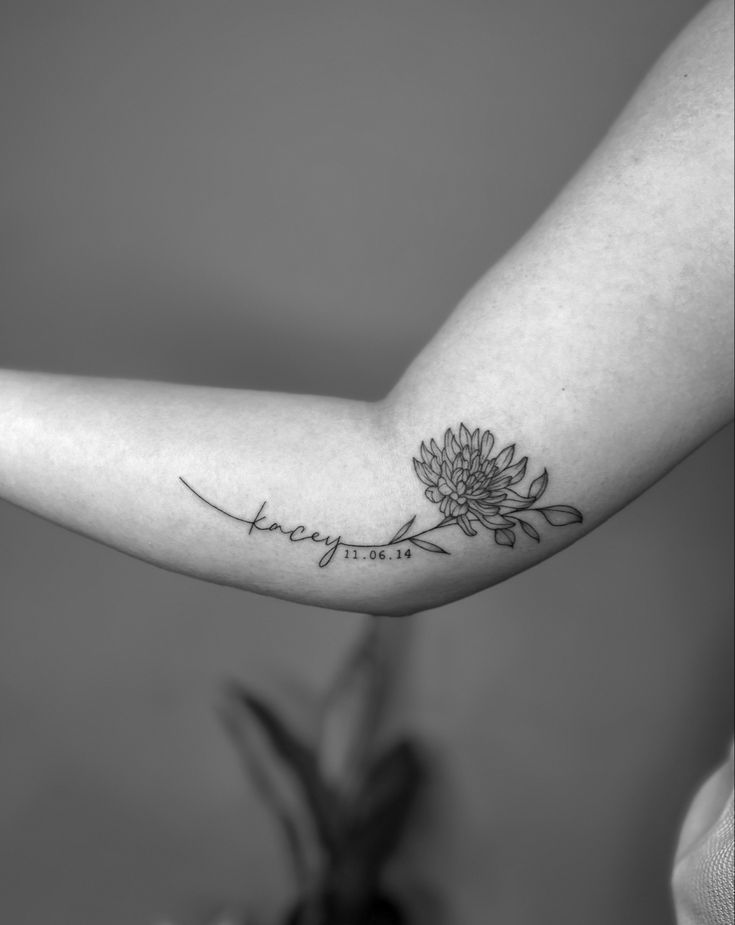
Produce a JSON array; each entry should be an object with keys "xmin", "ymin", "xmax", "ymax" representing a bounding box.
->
[
  {"xmin": 179, "ymin": 478, "xmax": 344, "ymax": 567},
  {"xmin": 180, "ymin": 424, "xmax": 583, "ymax": 568}
]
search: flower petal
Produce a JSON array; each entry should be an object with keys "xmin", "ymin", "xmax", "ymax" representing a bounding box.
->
[
  {"xmin": 529, "ymin": 469, "xmax": 548, "ymax": 500},
  {"xmin": 494, "ymin": 444, "xmax": 515, "ymax": 470},
  {"xmin": 480, "ymin": 430, "xmax": 494, "ymax": 459},
  {"xmin": 499, "ymin": 496, "xmax": 533, "ymax": 511},
  {"xmin": 457, "ymin": 514, "xmax": 477, "ymax": 536},
  {"xmin": 465, "ymin": 488, "xmax": 492, "ymax": 500},
  {"xmin": 413, "ymin": 458, "xmax": 435, "ymax": 486},
  {"xmin": 503, "ymin": 488, "xmax": 533, "ymax": 503},
  {"xmin": 420, "ymin": 442, "xmax": 434, "ymax": 467},
  {"xmin": 479, "ymin": 514, "xmax": 516, "ymax": 528},
  {"xmin": 498, "ymin": 489, "xmax": 534, "ymax": 511},
  {"xmin": 506, "ymin": 457, "xmax": 528, "ymax": 485},
  {"xmin": 471, "ymin": 501, "xmax": 500, "ymax": 515}
]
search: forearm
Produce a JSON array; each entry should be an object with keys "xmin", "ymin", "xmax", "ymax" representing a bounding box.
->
[
  {"xmin": 0, "ymin": 370, "xmax": 410, "ymax": 613},
  {"xmin": 0, "ymin": 369, "xmax": 592, "ymax": 616}
]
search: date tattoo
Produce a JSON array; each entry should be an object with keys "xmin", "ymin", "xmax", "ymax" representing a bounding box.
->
[{"xmin": 180, "ymin": 424, "xmax": 583, "ymax": 568}]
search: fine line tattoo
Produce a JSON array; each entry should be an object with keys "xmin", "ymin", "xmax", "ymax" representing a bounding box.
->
[{"xmin": 180, "ymin": 424, "xmax": 583, "ymax": 568}]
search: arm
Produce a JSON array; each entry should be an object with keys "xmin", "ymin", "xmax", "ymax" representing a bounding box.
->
[{"xmin": 1, "ymin": 0, "xmax": 732, "ymax": 616}]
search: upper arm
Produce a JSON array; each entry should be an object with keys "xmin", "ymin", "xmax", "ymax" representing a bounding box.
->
[{"xmin": 375, "ymin": 0, "xmax": 733, "ymax": 611}]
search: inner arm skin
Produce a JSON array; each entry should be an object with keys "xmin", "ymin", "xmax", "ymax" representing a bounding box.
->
[{"xmin": 0, "ymin": 0, "xmax": 732, "ymax": 616}]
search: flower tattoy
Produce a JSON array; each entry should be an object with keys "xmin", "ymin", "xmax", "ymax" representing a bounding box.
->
[
  {"xmin": 410, "ymin": 424, "xmax": 583, "ymax": 550},
  {"xmin": 180, "ymin": 423, "xmax": 583, "ymax": 566}
]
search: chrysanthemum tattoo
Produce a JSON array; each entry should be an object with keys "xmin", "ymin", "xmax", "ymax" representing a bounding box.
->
[
  {"xmin": 179, "ymin": 423, "xmax": 583, "ymax": 567},
  {"xmin": 409, "ymin": 424, "xmax": 582, "ymax": 552}
]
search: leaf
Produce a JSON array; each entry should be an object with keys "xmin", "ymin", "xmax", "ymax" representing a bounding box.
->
[
  {"xmin": 410, "ymin": 536, "xmax": 449, "ymax": 554},
  {"xmin": 519, "ymin": 520, "xmax": 540, "ymax": 542},
  {"xmin": 494, "ymin": 528, "xmax": 515, "ymax": 547},
  {"xmin": 226, "ymin": 682, "xmax": 340, "ymax": 856},
  {"xmin": 318, "ymin": 620, "xmax": 392, "ymax": 796},
  {"xmin": 218, "ymin": 693, "xmax": 319, "ymax": 892},
  {"xmin": 344, "ymin": 740, "xmax": 425, "ymax": 883},
  {"xmin": 389, "ymin": 516, "xmax": 416, "ymax": 544},
  {"xmin": 529, "ymin": 469, "xmax": 548, "ymax": 500},
  {"xmin": 538, "ymin": 505, "xmax": 583, "ymax": 526}
]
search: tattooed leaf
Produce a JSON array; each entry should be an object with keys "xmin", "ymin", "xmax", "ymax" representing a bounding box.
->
[
  {"xmin": 389, "ymin": 516, "xmax": 416, "ymax": 544},
  {"xmin": 529, "ymin": 469, "xmax": 548, "ymax": 501},
  {"xmin": 538, "ymin": 505, "xmax": 583, "ymax": 526},
  {"xmin": 494, "ymin": 528, "xmax": 515, "ymax": 547},
  {"xmin": 519, "ymin": 520, "xmax": 540, "ymax": 542},
  {"xmin": 410, "ymin": 537, "xmax": 449, "ymax": 554}
]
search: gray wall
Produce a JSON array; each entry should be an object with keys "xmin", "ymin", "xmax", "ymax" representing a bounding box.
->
[{"xmin": 0, "ymin": 2, "xmax": 731, "ymax": 923}]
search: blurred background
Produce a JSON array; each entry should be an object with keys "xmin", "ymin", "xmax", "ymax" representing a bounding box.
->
[{"xmin": 0, "ymin": 1, "xmax": 732, "ymax": 923}]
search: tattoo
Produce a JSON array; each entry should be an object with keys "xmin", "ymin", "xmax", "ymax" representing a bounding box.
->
[
  {"xmin": 411, "ymin": 424, "xmax": 583, "ymax": 547},
  {"xmin": 180, "ymin": 424, "xmax": 582, "ymax": 568},
  {"xmin": 178, "ymin": 479, "xmax": 344, "ymax": 568}
]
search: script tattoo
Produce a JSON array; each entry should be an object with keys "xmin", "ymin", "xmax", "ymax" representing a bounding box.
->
[{"xmin": 180, "ymin": 424, "xmax": 583, "ymax": 568}]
